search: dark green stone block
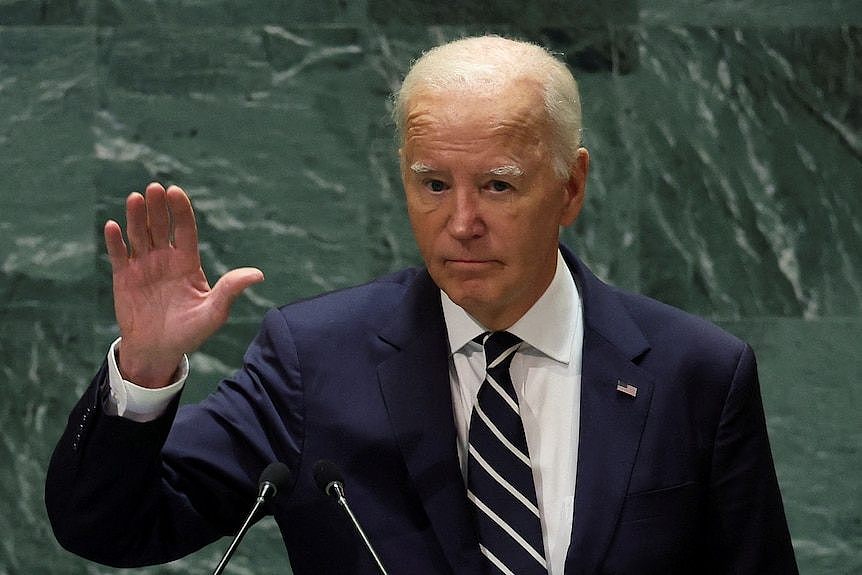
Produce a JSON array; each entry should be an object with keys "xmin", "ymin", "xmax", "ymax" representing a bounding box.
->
[
  {"xmin": 99, "ymin": 26, "xmax": 271, "ymax": 96},
  {"xmin": 629, "ymin": 27, "xmax": 862, "ymax": 318},
  {"xmin": 368, "ymin": 0, "xmax": 636, "ymax": 27},
  {"xmin": 0, "ymin": 315, "xmax": 98, "ymax": 573},
  {"xmin": 720, "ymin": 318, "xmax": 862, "ymax": 575},
  {"xmin": 0, "ymin": 27, "xmax": 98, "ymax": 306},
  {"xmin": 94, "ymin": 0, "xmax": 365, "ymax": 27},
  {"xmin": 0, "ymin": 0, "xmax": 93, "ymax": 25},
  {"xmin": 538, "ymin": 26, "xmax": 640, "ymax": 75},
  {"xmin": 641, "ymin": 0, "xmax": 862, "ymax": 26}
]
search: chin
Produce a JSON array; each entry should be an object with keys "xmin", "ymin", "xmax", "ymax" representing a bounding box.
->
[
  {"xmin": 432, "ymin": 265, "xmax": 500, "ymax": 303},
  {"xmin": 444, "ymin": 284, "xmax": 497, "ymax": 313}
]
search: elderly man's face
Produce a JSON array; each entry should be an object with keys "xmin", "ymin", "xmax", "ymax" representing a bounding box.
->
[{"xmin": 401, "ymin": 81, "xmax": 588, "ymax": 330}]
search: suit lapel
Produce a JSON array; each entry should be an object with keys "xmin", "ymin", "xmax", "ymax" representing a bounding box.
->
[
  {"xmin": 376, "ymin": 270, "xmax": 484, "ymax": 575},
  {"xmin": 561, "ymin": 248, "xmax": 655, "ymax": 574},
  {"xmin": 565, "ymin": 331, "xmax": 655, "ymax": 573}
]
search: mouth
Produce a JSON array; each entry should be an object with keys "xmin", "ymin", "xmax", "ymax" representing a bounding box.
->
[{"xmin": 444, "ymin": 259, "xmax": 499, "ymax": 270}]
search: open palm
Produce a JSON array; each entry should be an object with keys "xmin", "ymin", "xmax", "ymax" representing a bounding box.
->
[{"xmin": 105, "ymin": 183, "xmax": 263, "ymax": 388}]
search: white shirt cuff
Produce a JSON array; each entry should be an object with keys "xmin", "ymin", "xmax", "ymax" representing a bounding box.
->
[{"xmin": 105, "ymin": 337, "xmax": 189, "ymax": 423}]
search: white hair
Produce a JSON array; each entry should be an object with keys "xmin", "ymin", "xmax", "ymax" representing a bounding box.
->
[{"xmin": 392, "ymin": 35, "xmax": 583, "ymax": 178}]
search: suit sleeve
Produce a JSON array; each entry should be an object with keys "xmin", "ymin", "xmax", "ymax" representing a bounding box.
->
[
  {"xmin": 706, "ymin": 344, "xmax": 798, "ymax": 574},
  {"xmin": 44, "ymin": 308, "xmax": 305, "ymax": 568}
]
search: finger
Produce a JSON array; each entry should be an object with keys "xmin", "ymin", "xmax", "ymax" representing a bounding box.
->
[
  {"xmin": 210, "ymin": 267, "xmax": 265, "ymax": 312},
  {"xmin": 166, "ymin": 185, "xmax": 198, "ymax": 253},
  {"xmin": 104, "ymin": 219, "xmax": 129, "ymax": 271},
  {"xmin": 125, "ymin": 190, "xmax": 152, "ymax": 256},
  {"xmin": 145, "ymin": 182, "xmax": 171, "ymax": 249}
]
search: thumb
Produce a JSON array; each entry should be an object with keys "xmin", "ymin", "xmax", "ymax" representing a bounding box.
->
[{"xmin": 210, "ymin": 267, "xmax": 265, "ymax": 312}]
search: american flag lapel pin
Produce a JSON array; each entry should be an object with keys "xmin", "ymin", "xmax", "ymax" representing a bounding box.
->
[{"xmin": 616, "ymin": 380, "xmax": 638, "ymax": 398}]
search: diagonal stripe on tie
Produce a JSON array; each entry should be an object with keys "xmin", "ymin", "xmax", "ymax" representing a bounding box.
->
[
  {"xmin": 468, "ymin": 491, "xmax": 547, "ymax": 566},
  {"xmin": 486, "ymin": 373, "xmax": 520, "ymax": 414},
  {"xmin": 479, "ymin": 544, "xmax": 518, "ymax": 575},
  {"xmin": 469, "ymin": 445, "xmax": 540, "ymax": 518},
  {"xmin": 468, "ymin": 331, "xmax": 547, "ymax": 575},
  {"xmin": 473, "ymin": 402, "xmax": 531, "ymax": 466}
]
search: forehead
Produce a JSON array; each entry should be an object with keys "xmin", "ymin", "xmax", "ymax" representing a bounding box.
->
[{"xmin": 403, "ymin": 79, "xmax": 549, "ymax": 154}]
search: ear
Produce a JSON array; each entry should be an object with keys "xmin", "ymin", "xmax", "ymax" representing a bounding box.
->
[{"xmin": 560, "ymin": 147, "xmax": 589, "ymax": 226}]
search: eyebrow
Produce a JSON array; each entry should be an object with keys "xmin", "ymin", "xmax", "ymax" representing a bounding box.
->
[
  {"xmin": 409, "ymin": 162, "xmax": 524, "ymax": 177},
  {"xmin": 487, "ymin": 165, "xmax": 524, "ymax": 177},
  {"xmin": 409, "ymin": 162, "xmax": 435, "ymax": 174}
]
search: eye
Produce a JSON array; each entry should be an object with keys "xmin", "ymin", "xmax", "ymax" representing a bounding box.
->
[
  {"xmin": 424, "ymin": 179, "xmax": 448, "ymax": 193},
  {"xmin": 488, "ymin": 180, "xmax": 512, "ymax": 193}
]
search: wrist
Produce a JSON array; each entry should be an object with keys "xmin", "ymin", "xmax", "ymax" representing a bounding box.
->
[{"xmin": 116, "ymin": 340, "xmax": 183, "ymax": 389}]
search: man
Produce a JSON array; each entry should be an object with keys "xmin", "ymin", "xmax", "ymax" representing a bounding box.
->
[{"xmin": 46, "ymin": 36, "xmax": 797, "ymax": 574}]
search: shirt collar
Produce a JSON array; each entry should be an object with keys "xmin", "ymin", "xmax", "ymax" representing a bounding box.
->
[{"xmin": 440, "ymin": 250, "xmax": 579, "ymax": 363}]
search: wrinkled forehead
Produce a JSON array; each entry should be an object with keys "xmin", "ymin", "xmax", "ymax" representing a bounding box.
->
[{"xmin": 403, "ymin": 77, "xmax": 549, "ymax": 142}]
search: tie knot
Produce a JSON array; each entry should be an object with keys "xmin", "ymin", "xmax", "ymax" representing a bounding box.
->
[{"xmin": 475, "ymin": 331, "xmax": 522, "ymax": 365}]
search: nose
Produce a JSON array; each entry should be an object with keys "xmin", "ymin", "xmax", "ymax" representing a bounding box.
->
[{"xmin": 447, "ymin": 187, "xmax": 486, "ymax": 240}]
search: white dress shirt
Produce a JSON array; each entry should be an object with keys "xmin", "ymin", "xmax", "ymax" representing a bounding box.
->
[
  {"xmin": 442, "ymin": 250, "xmax": 583, "ymax": 575},
  {"xmin": 105, "ymin": 250, "xmax": 584, "ymax": 573}
]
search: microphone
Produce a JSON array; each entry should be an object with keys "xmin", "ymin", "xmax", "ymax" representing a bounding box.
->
[
  {"xmin": 212, "ymin": 462, "xmax": 292, "ymax": 575},
  {"xmin": 313, "ymin": 460, "xmax": 389, "ymax": 575}
]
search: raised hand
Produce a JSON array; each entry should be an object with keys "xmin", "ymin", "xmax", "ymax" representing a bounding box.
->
[{"xmin": 104, "ymin": 183, "xmax": 264, "ymax": 388}]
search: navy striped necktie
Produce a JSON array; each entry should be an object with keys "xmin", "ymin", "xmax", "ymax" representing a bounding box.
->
[{"xmin": 467, "ymin": 331, "xmax": 547, "ymax": 574}]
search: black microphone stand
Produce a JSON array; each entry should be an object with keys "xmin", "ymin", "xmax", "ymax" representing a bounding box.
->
[
  {"xmin": 326, "ymin": 480, "xmax": 389, "ymax": 575},
  {"xmin": 212, "ymin": 482, "xmax": 276, "ymax": 575},
  {"xmin": 313, "ymin": 459, "xmax": 389, "ymax": 575},
  {"xmin": 213, "ymin": 462, "xmax": 291, "ymax": 575}
]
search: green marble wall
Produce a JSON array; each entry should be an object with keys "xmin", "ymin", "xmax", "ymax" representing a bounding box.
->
[{"xmin": 1, "ymin": 1, "xmax": 859, "ymax": 573}]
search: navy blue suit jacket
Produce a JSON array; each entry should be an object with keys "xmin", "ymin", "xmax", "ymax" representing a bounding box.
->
[{"xmin": 46, "ymin": 247, "xmax": 797, "ymax": 573}]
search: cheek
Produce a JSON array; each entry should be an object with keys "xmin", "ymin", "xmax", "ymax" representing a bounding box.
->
[
  {"xmin": 404, "ymin": 183, "xmax": 442, "ymax": 215},
  {"xmin": 405, "ymin": 190, "xmax": 431, "ymax": 226},
  {"xmin": 406, "ymin": 209, "xmax": 439, "ymax": 251},
  {"xmin": 407, "ymin": 193, "xmax": 449, "ymax": 230},
  {"xmin": 506, "ymin": 207, "xmax": 561, "ymax": 254}
]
